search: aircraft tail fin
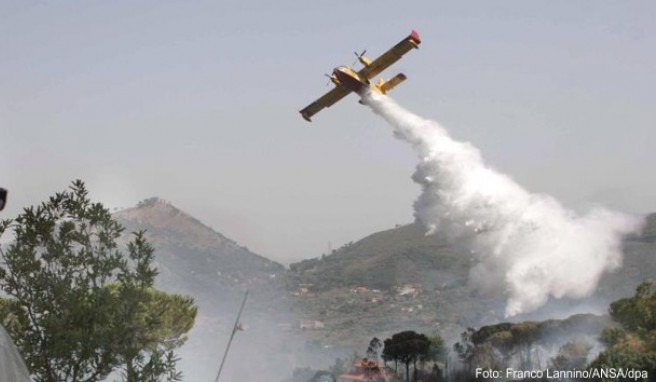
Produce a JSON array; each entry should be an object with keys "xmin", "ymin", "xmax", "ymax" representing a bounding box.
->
[{"xmin": 379, "ymin": 73, "xmax": 407, "ymax": 94}]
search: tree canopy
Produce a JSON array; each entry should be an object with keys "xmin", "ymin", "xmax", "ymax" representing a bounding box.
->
[
  {"xmin": 383, "ymin": 330, "xmax": 431, "ymax": 382},
  {"xmin": 0, "ymin": 180, "xmax": 197, "ymax": 382},
  {"xmin": 588, "ymin": 281, "xmax": 656, "ymax": 381}
]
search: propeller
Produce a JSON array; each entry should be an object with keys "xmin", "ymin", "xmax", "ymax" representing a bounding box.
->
[
  {"xmin": 324, "ymin": 73, "xmax": 332, "ymax": 86},
  {"xmin": 352, "ymin": 49, "xmax": 367, "ymax": 65}
]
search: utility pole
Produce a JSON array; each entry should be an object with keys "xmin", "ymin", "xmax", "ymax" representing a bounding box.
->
[{"xmin": 214, "ymin": 291, "xmax": 249, "ymax": 382}]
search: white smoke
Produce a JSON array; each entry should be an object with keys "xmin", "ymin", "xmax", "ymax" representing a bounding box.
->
[{"xmin": 361, "ymin": 91, "xmax": 643, "ymax": 316}]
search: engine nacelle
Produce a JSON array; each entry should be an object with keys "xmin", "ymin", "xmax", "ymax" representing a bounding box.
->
[{"xmin": 358, "ymin": 56, "xmax": 372, "ymax": 67}]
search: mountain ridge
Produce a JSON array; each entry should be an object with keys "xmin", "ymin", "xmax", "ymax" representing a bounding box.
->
[
  {"xmin": 110, "ymin": 197, "xmax": 656, "ymax": 352},
  {"xmin": 113, "ymin": 197, "xmax": 285, "ymax": 299}
]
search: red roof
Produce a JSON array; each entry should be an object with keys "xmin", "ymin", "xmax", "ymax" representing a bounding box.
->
[
  {"xmin": 339, "ymin": 359, "xmax": 393, "ymax": 381},
  {"xmin": 353, "ymin": 360, "xmax": 385, "ymax": 369},
  {"xmin": 340, "ymin": 372, "xmax": 393, "ymax": 382}
]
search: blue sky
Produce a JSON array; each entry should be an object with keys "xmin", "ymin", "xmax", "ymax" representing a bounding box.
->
[{"xmin": 1, "ymin": 1, "xmax": 654, "ymax": 262}]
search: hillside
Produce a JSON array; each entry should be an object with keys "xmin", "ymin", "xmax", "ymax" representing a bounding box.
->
[
  {"xmin": 110, "ymin": 200, "xmax": 656, "ymax": 371},
  {"xmin": 287, "ymin": 223, "xmax": 495, "ymax": 348},
  {"xmin": 113, "ymin": 198, "xmax": 314, "ymax": 382},
  {"xmin": 114, "ymin": 197, "xmax": 285, "ymax": 299},
  {"xmin": 640, "ymin": 213, "xmax": 656, "ymax": 240},
  {"xmin": 287, "ymin": 214, "xmax": 656, "ymax": 348},
  {"xmin": 289, "ymin": 223, "xmax": 472, "ymax": 291}
]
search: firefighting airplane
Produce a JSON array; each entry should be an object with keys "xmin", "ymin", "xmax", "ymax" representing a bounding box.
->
[{"xmin": 299, "ymin": 30, "xmax": 421, "ymax": 122}]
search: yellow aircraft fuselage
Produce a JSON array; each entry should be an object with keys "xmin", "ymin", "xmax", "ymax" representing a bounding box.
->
[
  {"xmin": 330, "ymin": 65, "xmax": 409, "ymax": 97},
  {"xmin": 330, "ymin": 66, "xmax": 373, "ymax": 94}
]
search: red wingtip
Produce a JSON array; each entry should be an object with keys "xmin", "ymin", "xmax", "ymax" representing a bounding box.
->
[{"xmin": 410, "ymin": 30, "xmax": 421, "ymax": 45}]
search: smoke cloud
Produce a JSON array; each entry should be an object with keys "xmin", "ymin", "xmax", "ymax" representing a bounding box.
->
[{"xmin": 361, "ymin": 92, "xmax": 643, "ymax": 316}]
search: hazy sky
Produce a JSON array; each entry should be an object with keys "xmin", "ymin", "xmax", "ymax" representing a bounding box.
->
[{"xmin": 1, "ymin": 1, "xmax": 654, "ymax": 263}]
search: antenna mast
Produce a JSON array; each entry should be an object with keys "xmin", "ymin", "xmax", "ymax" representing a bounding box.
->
[{"xmin": 214, "ymin": 290, "xmax": 249, "ymax": 382}]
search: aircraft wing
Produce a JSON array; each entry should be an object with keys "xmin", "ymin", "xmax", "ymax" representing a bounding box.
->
[
  {"xmin": 358, "ymin": 30, "xmax": 421, "ymax": 80},
  {"xmin": 299, "ymin": 86, "xmax": 351, "ymax": 122}
]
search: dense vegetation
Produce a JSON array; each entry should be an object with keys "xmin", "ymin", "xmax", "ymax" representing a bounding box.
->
[
  {"xmin": 288, "ymin": 224, "xmax": 471, "ymax": 291},
  {"xmin": 0, "ymin": 181, "xmax": 197, "ymax": 382},
  {"xmin": 452, "ymin": 314, "xmax": 611, "ymax": 381},
  {"xmin": 283, "ymin": 331, "xmax": 446, "ymax": 382},
  {"xmin": 286, "ymin": 288, "xmax": 656, "ymax": 382},
  {"xmin": 588, "ymin": 281, "xmax": 656, "ymax": 381}
]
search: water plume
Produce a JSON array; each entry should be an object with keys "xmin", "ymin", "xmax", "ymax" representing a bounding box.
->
[{"xmin": 361, "ymin": 91, "xmax": 642, "ymax": 316}]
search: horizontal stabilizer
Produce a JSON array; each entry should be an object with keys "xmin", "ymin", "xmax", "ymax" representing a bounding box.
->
[{"xmin": 379, "ymin": 73, "xmax": 407, "ymax": 94}]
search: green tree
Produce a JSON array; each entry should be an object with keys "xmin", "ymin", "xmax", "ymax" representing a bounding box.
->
[
  {"xmin": 588, "ymin": 281, "xmax": 656, "ymax": 381},
  {"xmin": 113, "ymin": 285, "xmax": 197, "ymax": 381},
  {"xmin": 367, "ymin": 337, "xmax": 383, "ymax": 362},
  {"xmin": 454, "ymin": 328, "xmax": 501, "ymax": 372},
  {"xmin": 608, "ymin": 281, "xmax": 656, "ymax": 335},
  {"xmin": 550, "ymin": 341, "xmax": 592, "ymax": 370},
  {"xmin": 510, "ymin": 321, "xmax": 540, "ymax": 370},
  {"xmin": 424, "ymin": 333, "xmax": 446, "ymax": 381},
  {"xmin": 383, "ymin": 331, "xmax": 430, "ymax": 382},
  {"xmin": 0, "ymin": 180, "xmax": 197, "ymax": 382},
  {"xmin": 365, "ymin": 337, "xmax": 383, "ymax": 380}
]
